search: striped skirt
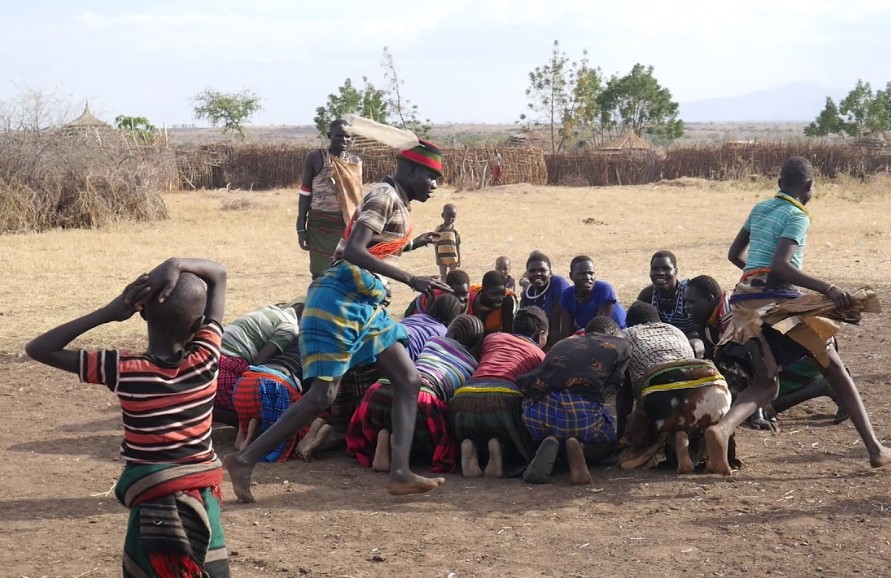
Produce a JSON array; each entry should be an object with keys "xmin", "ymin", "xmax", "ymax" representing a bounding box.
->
[
  {"xmin": 448, "ymin": 379, "xmax": 535, "ymax": 463},
  {"xmin": 306, "ymin": 210, "xmax": 346, "ymax": 278},
  {"xmin": 522, "ymin": 391, "xmax": 616, "ymax": 445},
  {"xmin": 300, "ymin": 261, "xmax": 408, "ymax": 381},
  {"xmin": 345, "ymin": 381, "xmax": 457, "ymax": 473}
]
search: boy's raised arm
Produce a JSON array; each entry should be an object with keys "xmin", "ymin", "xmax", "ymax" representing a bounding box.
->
[{"xmin": 25, "ymin": 277, "xmax": 145, "ymax": 373}]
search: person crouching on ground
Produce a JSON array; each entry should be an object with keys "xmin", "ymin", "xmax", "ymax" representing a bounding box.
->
[{"xmin": 518, "ymin": 316, "xmax": 631, "ymax": 484}]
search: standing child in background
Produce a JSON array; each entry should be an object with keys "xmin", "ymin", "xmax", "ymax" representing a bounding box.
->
[
  {"xmin": 26, "ymin": 258, "xmax": 230, "ymax": 577},
  {"xmin": 435, "ymin": 203, "xmax": 461, "ymax": 280},
  {"xmin": 495, "ymin": 256, "xmax": 516, "ymax": 292}
]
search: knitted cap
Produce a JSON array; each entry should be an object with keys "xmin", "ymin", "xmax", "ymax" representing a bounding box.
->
[{"xmin": 397, "ymin": 139, "xmax": 443, "ymax": 178}]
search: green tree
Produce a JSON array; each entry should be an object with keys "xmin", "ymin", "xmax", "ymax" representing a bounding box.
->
[
  {"xmin": 521, "ymin": 41, "xmax": 602, "ymax": 153},
  {"xmin": 313, "ymin": 77, "xmax": 389, "ymax": 136},
  {"xmin": 597, "ymin": 64, "xmax": 683, "ymax": 142},
  {"xmin": 381, "ymin": 46, "xmax": 430, "ymax": 137},
  {"xmin": 804, "ymin": 80, "xmax": 891, "ymax": 139},
  {"xmin": 192, "ymin": 88, "xmax": 262, "ymax": 140},
  {"xmin": 804, "ymin": 97, "xmax": 843, "ymax": 137},
  {"xmin": 115, "ymin": 115, "xmax": 157, "ymax": 144}
]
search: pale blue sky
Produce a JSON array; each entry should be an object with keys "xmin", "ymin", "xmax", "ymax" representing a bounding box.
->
[{"xmin": 1, "ymin": 0, "xmax": 889, "ymax": 126}]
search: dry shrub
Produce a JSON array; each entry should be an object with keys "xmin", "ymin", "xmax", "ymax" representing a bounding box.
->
[
  {"xmin": 220, "ymin": 196, "xmax": 259, "ymax": 211},
  {"xmin": 0, "ymin": 129, "xmax": 170, "ymax": 233}
]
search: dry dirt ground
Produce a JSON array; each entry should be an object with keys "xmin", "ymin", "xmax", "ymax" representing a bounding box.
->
[{"xmin": 2, "ymin": 181, "xmax": 891, "ymax": 577}]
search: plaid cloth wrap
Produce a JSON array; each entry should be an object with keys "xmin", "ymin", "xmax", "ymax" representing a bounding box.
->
[
  {"xmin": 448, "ymin": 378, "xmax": 535, "ymax": 463},
  {"xmin": 216, "ymin": 355, "xmax": 250, "ymax": 412},
  {"xmin": 328, "ymin": 364, "xmax": 381, "ymax": 434},
  {"xmin": 115, "ymin": 460, "xmax": 229, "ymax": 578},
  {"xmin": 233, "ymin": 366, "xmax": 304, "ymax": 462},
  {"xmin": 345, "ymin": 380, "xmax": 457, "ymax": 472},
  {"xmin": 300, "ymin": 261, "xmax": 409, "ymax": 381},
  {"xmin": 522, "ymin": 391, "xmax": 616, "ymax": 445}
]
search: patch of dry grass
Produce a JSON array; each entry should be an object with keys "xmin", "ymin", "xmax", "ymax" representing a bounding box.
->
[{"xmin": 2, "ymin": 181, "xmax": 890, "ymax": 355}]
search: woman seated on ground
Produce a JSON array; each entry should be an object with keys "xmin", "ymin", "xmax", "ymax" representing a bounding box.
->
[
  {"xmin": 401, "ymin": 294, "xmax": 463, "ymax": 360},
  {"xmin": 520, "ymin": 251, "xmax": 570, "ymax": 349},
  {"xmin": 449, "ymin": 307, "xmax": 548, "ymax": 478},
  {"xmin": 346, "ymin": 314, "xmax": 485, "ymax": 473},
  {"xmin": 471, "ymin": 270, "xmax": 518, "ymax": 334},
  {"xmin": 404, "ymin": 270, "xmax": 476, "ymax": 317},
  {"xmin": 518, "ymin": 316, "xmax": 631, "ymax": 485},
  {"xmin": 616, "ymin": 302, "xmax": 733, "ymax": 473},
  {"xmin": 216, "ymin": 298, "xmax": 304, "ymax": 424},
  {"xmin": 554, "ymin": 255, "xmax": 627, "ymax": 341},
  {"xmin": 636, "ymin": 250, "xmax": 704, "ymax": 357}
]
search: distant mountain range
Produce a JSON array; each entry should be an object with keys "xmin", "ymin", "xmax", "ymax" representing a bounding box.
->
[{"xmin": 680, "ymin": 82, "xmax": 846, "ymax": 123}]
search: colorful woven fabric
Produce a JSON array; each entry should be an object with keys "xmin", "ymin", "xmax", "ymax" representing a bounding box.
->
[
  {"xmin": 398, "ymin": 139, "xmax": 443, "ymax": 177},
  {"xmin": 345, "ymin": 381, "xmax": 457, "ymax": 472},
  {"xmin": 306, "ymin": 210, "xmax": 347, "ymax": 278},
  {"xmin": 327, "ymin": 364, "xmax": 381, "ymax": 434},
  {"xmin": 299, "ymin": 261, "xmax": 408, "ymax": 381},
  {"xmin": 522, "ymin": 391, "xmax": 616, "ymax": 445},
  {"xmin": 401, "ymin": 313, "xmax": 448, "ymax": 361},
  {"xmin": 232, "ymin": 367, "xmax": 303, "ymax": 462},
  {"xmin": 115, "ymin": 460, "xmax": 228, "ymax": 578},
  {"xmin": 216, "ymin": 355, "xmax": 250, "ymax": 412},
  {"xmin": 448, "ymin": 378, "xmax": 535, "ymax": 463}
]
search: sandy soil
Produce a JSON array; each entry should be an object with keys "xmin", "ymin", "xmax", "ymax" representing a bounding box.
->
[{"xmin": 2, "ymin": 184, "xmax": 890, "ymax": 577}]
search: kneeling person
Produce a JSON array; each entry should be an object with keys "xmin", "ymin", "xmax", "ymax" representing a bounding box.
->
[{"xmin": 518, "ymin": 316, "xmax": 631, "ymax": 484}]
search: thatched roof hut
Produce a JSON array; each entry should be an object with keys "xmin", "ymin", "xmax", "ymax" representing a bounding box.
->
[
  {"xmin": 58, "ymin": 103, "xmax": 121, "ymax": 144},
  {"xmin": 599, "ymin": 131, "xmax": 653, "ymax": 151}
]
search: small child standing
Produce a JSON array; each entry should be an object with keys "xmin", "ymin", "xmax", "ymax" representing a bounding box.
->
[
  {"xmin": 26, "ymin": 258, "xmax": 230, "ymax": 577},
  {"xmin": 435, "ymin": 203, "xmax": 461, "ymax": 280}
]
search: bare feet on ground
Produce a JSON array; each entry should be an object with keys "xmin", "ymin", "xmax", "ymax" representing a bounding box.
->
[
  {"xmin": 223, "ymin": 453, "xmax": 256, "ymax": 503},
  {"xmin": 372, "ymin": 429, "xmax": 391, "ymax": 472},
  {"xmin": 870, "ymin": 446, "xmax": 891, "ymax": 468},
  {"xmin": 388, "ymin": 472, "xmax": 446, "ymax": 496},
  {"xmin": 485, "ymin": 438, "xmax": 504, "ymax": 478},
  {"xmin": 674, "ymin": 432, "xmax": 695, "ymax": 474},
  {"xmin": 460, "ymin": 439, "xmax": 482, "ymax": 478},
  {"xmin": 565, "ymin": 438, "xmax": 591, "ymax": 484},
  {"xmin": 704, "ymin": 426, "xmax": 732, "ymax": 476},
  {"xmin": 296, "ymin": 418, "xmax": 328, "ymax": 461}
]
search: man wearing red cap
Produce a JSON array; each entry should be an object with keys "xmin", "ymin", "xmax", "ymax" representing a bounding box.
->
[{"xmin": 226, "ymin": 140, "xmax": 452, "ymax": 500}]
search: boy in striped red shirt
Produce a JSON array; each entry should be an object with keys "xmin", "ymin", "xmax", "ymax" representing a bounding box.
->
[{"xmin": 27, "ymin": 258, "xmax": 230, "ymax": 578}]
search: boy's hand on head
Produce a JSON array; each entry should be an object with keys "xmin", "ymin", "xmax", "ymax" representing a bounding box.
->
[
  {"xmin": 124, "ymin": 273, "xmax": 153, "ymax": 309},
  {"xmin": 142, "ymin": 258, "xmax": 182, "ymax": 305}
]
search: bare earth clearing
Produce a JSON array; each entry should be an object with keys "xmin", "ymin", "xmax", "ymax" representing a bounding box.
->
[{"xmin": 1, "ymin": 181, "xmax": 890, "ymax": 577}]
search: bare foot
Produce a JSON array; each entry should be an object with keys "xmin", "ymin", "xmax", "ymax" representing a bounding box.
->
[
  {"xmin": 298, "ymin": 424, "xmax": 333, "ymax": 461},
  {"xmin": 460, "ymin": 439, "xmax": 483, "ymax": 478},
  {"xmin": 674, "ymin": 432, "xmax": 695, "ymax": 475},
  {"xmin": 388, "ymin": 472, "xmax": 446, "ymax": 496},
  {"xmin": 704, "ymin": 426, "xmax": 732, "ymax": 476},
  {"xmin": 484, "ymin": 438, "xmax": 504, "ymax": 478},
  {"xmin": 566, "ymin": 438, "xmax": 591, "ymax": 485},
  {"xmin": 870, "ymin": 446, "xmax": 891, "ymax": 468},
  {"xmin": 295, "ymin": 418, "xmax": 327, "ymax": 461},
  {"xmin": 372, "ymin": 429, "xmax": 391, "ymax": 472},
  {"xmin": 223, "ymin": 453, "xmax": 256, "ymax": 503}
]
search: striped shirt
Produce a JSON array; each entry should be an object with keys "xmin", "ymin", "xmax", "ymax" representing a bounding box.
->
[
  {"xmin": 78, "ymin": 322, "xmax": 222, "ymax": 464},
  {"xmin": 416, "ymin": 336, "xmax": 479, "ymax": 400},
  {"xmin": 743, "ymin": 192, "xmax": 809, "ymax": 272},
  {"xmin": 221, "ymin": 305, "xmax": 300, "ymax": 362},
  {"xmin": 400, "ymin": 313, "xmax": 448, "ymax": 361},
  {"xmin": 334, "ymin": 180, "xmax": 412, "ymax": 261},
  {"xmin": 434, "ymin": 227, "xmax": 459, "ymax": 266}
]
